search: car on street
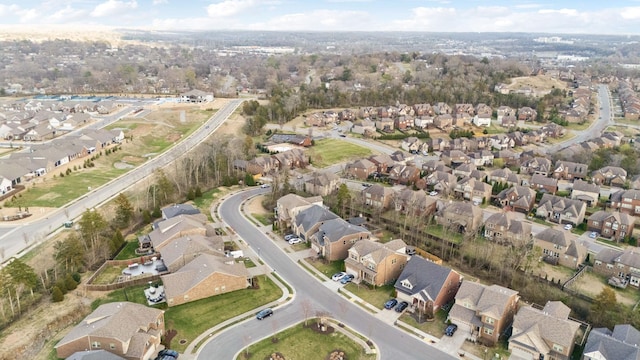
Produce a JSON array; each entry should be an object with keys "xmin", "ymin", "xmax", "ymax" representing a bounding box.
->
[
  {"xmin": 340, "ymin": 274, "xmax": 355, "ymax": 284},
  {"xmin": 260, "ymin": 183, "xmax": 270, "ymax": 188},
  {"xmin": 563, "ymin": 224, "xmax": 573, "ymax": 230},
  {"xmin": 589, "ymin": 231, "xmax": 598, "ymax": 239},
  {"xmin": 384, "ymin": 299, "xmax": 398, "ymax": 310},
  {"xmin": 332, "ymin": 272, "xmax": 347, "ymax": 281},
  {"xmin": 395, "ymin": 301, "xmax": 409, "ymax": 313},
  {"xmin": 288, "ymin": 237, "xmax": 302, "ymax": 245},
  {"xmin": 339, "ymin": 134, "xmax": 346, "ymax": 137},
  {"xmin": 429, "ymin": 191, "xmax": 438, "ymax": 196},
  {"xmin": 256, "ymin": 308, "xmax": 273, "ymax": 320},
  {"xmin": 445, "ymin": 324, "xmax": 458, "ymax": 336}
]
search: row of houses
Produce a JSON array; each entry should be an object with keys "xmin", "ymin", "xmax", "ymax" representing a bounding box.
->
[
  {"xmin": 619, "ymin": 80, "xmax": 640, "ymax": 120},
  {"xmin": 0, "ymin": 128, "xmax": 125, "ymax": 196}
]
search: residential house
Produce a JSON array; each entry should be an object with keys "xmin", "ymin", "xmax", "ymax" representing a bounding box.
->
[
  {"xmin": 583, "ymin": 324, "xmax": 640, "ymax": 360},
  {"xmin": 161, "ymin": 203, "xmax": 200, "ymax": 220},
  {"xmin": 305, "ymin": 171, "xmax": 340, "ymax": 196},
  {"xmin": 388, "ymin": 164, "xmax": 421, "ymax": 185},
  {"xmin": 137, "ymin": 214, "xmax": 209, "ymax": 251},
  {"xmin": 394, "ymin": 116, "xmax": 413, "ymax": 130},
  {"xmin": 534, "ymin": 228, "xmax": 587, "ymax": 268},
  {"xmin": 496, "ymin": 106, "xmax": 515, "ymax": 122},
  {"xmin": 422, "ymin": 159, "xmax": 449, "ymax": 173},
  {"xmin": 571, "ymin": 180, "xmax": 601, "ymax": 207},
  {"xmin": 268, "ymin": 134, "xmax": 312, "ymax": 147},
  {"xmin": 488, "ymin": 168, "xmax": 520, "ymax": 187},
  {"xmin": 454, "ymin": 177, "xmax": 492, "ymax": 204},
  {"xmin": 530, "ymin": 174, "xmax": 558, "ymax": 194},
  {"xmin": 592, "ymin": 166, "xmax": 628, "ymax": 187},
  {"xmin": 441, "ymin": 150, "xmax": 470, "ymax": 168},
  {"xmin": 351, "ymin": 119, "xmax": 376, "ymax": 135},
  {"xmin": 180, "ymin": 89, "xmax": 213, "ymax": 103},
  {"xmin": 609, "ymin": 189, "xmax": 640, "ymax": 216},
  {"xmin": 472, "ymin": 113, "xmax": 492, "ymax": 127},
  {"xmin": 452, "ymin": 163, "xmax": 477, "ymax": 179},
  {"xmin": 0, "ymin": 176, "xmax": 12, "ymax": 195},
  {"xmin": 394, "ymin": 256, "xmax": 461, "ymax": 318},
  {"xmin": 345, "ymin": 239, "xmax": 409, "ymax": 286},
  {"xmin": 276, "ymin": 193, "xmax": 323, "ymax": 230},
  {"xmin": 400, "ymin": 137, "xmax": 422, "ymax": 153},
  {"xmin": 483, "ymin": 212, "xmax": 532, "ymax": 245},
  {"xmin": 434, "ymin": 114, "xmax": 453, "ymax": 130},
  {"xmin": 368, "ymin": 153, "xmax": 395, "ymax": 175},
  {"xmin": 496, "ymin": 186, "xmax": 537, "ymax": 214},
  {"xmin": 553, "ymin": 161, "xmax": 588, "ymax": 180},
  {"xmin": 414, "ymin": 116, "xmax": 434, "ymax": 129},
  {"xmin": 541, "ymin": 123, "xmax": 566, "ymax": 138},
  {"xmin": 509, "ymin": 301, "xmax": 581, "ymax": 360},
  {"xmin": 55, "ymin": 302, "xmax": 164, "ymax": 360},
  {"xmin": 536, "ymin": 194, "xmax": 587, "ymax": 226},
  {"xmin": 448, "ymin": 282, "xmax": 519, "ymax": 346},
  {"xmin": 272, "ymin": 148, "xmax": 308, "ymax": 170},
  {"xmin": 588, "ymin": 211, "xmax": 635, "ymax": 242},
  {"xmin": 344, "ymin": 159, "xmax": 377, "ymax": 180},
  {"xmin": 517, "ymin": 107, "xmax": 537, "ymax": 121},
  {"xmin": 162, "ymin": 253, "xmax": 249, "ymax": 307},
  {"xmin": 425, "ymin": 171, "xmax": 457, "ymax": 196},
  {"xmin": 493, "ymin": 149, "xmax": 519, "ymax": 166},
  {"xmin": 159, "ymin": 234, "xmax": 225, "ymax": 273},
  {"xmin": 393, "ymin": 188, "xmax": 437, "ymax": 216},
  {"xmin": 520, "ymin": 157, "xmax": 553, "ymax": 177},
  {"xmin": 413, "ymin": 103, "xmax": 434, "ymax": 117},
  {"xmin": 593, "ymin": 247, "xmax": 640, "ymax": 287},
  {"xmin": 362, "ymin": 184, "xmax": 395, "ymax": 209},
  {"xmin": 375, "ymin": 117, "xmax": 394, "ymax": 132},
  {"xmin": 293, "ymin": 204, "xmax": 339, "ymax": 241},
  {"xmin": 309, "ymin": 218, "xmax": 371, "ymax": 261},
  {"xmin": 433, "ymin": 102, "xmax": 452, "ymax": 115},
  {"xmin": 436, "ymin": 202, "xmax": 484, "ymax": 235}
]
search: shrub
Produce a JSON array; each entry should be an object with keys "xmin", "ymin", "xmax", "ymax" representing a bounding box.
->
[
  {"xmin": 51, "ymin": 287, "xmax": 64, "ymax": 302},
  {"xmin": 66, "ymin": 168, "xmax": 72, "ymax": 175},
  {"xmin": 194, "ymin": 187, "xmax": 202, "ymax": 198},
  {"xmin": 65, "ymin": 274, "xmax": 78, "ymax": 291},
  {"xmin": 71, "ymin": 272, "xmax": 81, "ymax": 283}
]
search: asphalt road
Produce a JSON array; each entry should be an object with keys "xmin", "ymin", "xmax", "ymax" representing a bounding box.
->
[
  {"xmin": 0, "ymin": 99, "xmax": 244, "ymax": 263},
  {"xmin": 197, "ymin": 187, "xmax": 457, "ymax": 360}
]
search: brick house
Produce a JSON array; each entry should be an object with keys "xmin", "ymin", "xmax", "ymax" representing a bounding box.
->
[
  {"xmin": 368, "ymin": 153, "xmax": 395, "ymax": 174},
  {"xmin": 394, "ymin": 256, "xmax": 461, "ymax": 318},
  {"xmin": 344, "ymin": 159, "xmax": 377, "ymax": 180},
  {"xmin": 388, "ymin": 164, "xmax": 421, "ymax": 185},
  {"xmin": 587, "ymin": 211, "xmax": 635, "ymax": 242},
  {"xmin": 488, "ymin": 168, "xmax": 520, "ymax": 187},
  {"xmin": 592, "ymin": 166, "xmax": 628, "ymax": 187},
  {"xmin": 530, "ymin": 174, "xmax": 558, "ymax": 194},
  {"xmin": 362, "ymin": 184, "xmax": 395, "ymax": 209},
  {"xmin": 305, "ymin": 171, "xmax": 341, "ymax": 196},
  {"xmin": 496, "ymin": 186, "xmax": 537, "ymax": 214},
  {"xmin": 425, "ymin": 171, "xmax": 458, "ymax": 196},
  {"xmin": 483, "ymin": 212, "xmax": 532, "ymax": 245},
  {"xmin": 309, "ymin": 218, "xmax": 371, "ymax": 261},
  {"xmin": 534, "ymin": 228, "xmax": 586, "ymax": 269},
  {"xmin": 162, "ymin": 254, "xmax": 249, "ymax": 306},
  {"xmin": 520, "ymin": 157, "xmax": 553, "ymax": 177},
  {"xmin": 583, "ymin": 324, "xmax": 640, "ymax": 360},
  {"xmin": 345, "ymin": 239, "xmax": 409, "ymax": 286},
  {"xmin": 276, "ymin": 193, "xmax": 323, "ymax": 231},
  {"xmin": 536, "ymin": 194, "xmax": 586, "ymax": 226},
  {"xmin": 571, "ymin": 179, "xmax": 601, "ymax": 207},
  {"xmin": 593, "ymin": 247, "xmax": 640, "ymax": 288},
  {"xmin": 55, "ymin": 302, "xmax": 165, "ymax": 360},
  {"xmin": 293, "ymin": 205, "xmax": 339, "ymax": 241},
  {"xmin": 454, "ymin": 177, "xmax": 492, "ymax": 204},
  {"xmin": 448, "ymin": 282, "xmax": 519, "ymax": 346},
  {"xmin": 509, "ymin": 301, "xmax": 581, "ymax": 360},
  {"xmin": 609, "ymin": 189, "xmax": 640, "ymax": 216},
  {"xmin": 553, "ymin": 160, "xmax": 588, "ymax": 180},
  {"xmin": 436, "ymin": 202, "xmax": 484, "ymax": 235}
]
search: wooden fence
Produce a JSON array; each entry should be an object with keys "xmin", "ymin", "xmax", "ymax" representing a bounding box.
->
[{"xmin": 83, "ymin": 253, "xmax": 162, "ymax": 291}]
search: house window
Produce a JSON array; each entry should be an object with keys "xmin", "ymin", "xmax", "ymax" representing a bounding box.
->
[
  {"xmin": 485, "ymin": 317, "xmax": 495, "ymax": 325},
  {"xmin": 110, "ymin": 343, "xmax": 116, "ymax": 350},
  {"xmin": 483, "ymin": 328, "xmax": 494, "ymax": 335},
  {"xmin": 221, "ymin": 285, "xmax": 226, "ymax": 291},
  {"xmin": 92, "ymin": 342, "xmax": 101, "ymax": 349},
  {"xmin": 592, "ymin": 221, "xmax": 599, "ymax": 226},
  {"xmin": 607, "ymin": 264, "xmax": 613, "ymax": 269},
  {"xmin": 351, "ymin": 254, "xmax": 358, "ymax": 260},
  {"xmin": 391, "ymin": 258, "xmax": 397, "ymax": 264},
  {"xmin": 595, "ymin": 260, "xmax": 602, "ymax": 266},
  {"xmin": 552, "ymin": 344, "xmax": 564, "ymax": 353}
]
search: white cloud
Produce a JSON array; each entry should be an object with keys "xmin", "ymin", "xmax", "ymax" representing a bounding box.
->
[
  {"xmin": 90, "ymin": 0, "xmax": 138, "ymax": 18},
  {"xmin": 247, "ymin": 9, "xmax": 370, "ymax": 31},
  {"xmin": 620, "ymin": 7, "xmax": 640, "ymax": 19},
  {"xmin": 152, "ymin": 0, "xmax": 168, "ymax": 5},
  {"xmin": 48, "ymin": 5, "xmax": 88, "ymax": 23},
  {"xmin": 538, "ymin": 8, "xmax": 578, "ymax": 16},
  {"xmin": 514, "ymin": 3, "xmax": 543, "ymax": 9},
  {"xmin": 207, "ymin": 0, "xmax": 256, "ymax": 18}
]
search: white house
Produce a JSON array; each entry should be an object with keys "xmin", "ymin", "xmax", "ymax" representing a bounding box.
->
[
  {"xmin": 472, "ymin": 113, "xmax": 492, "ymax": 127},
  {"xmin": 180, "ymin": 90, "xmax": 214, "ymax": 103},
  {"xmin": 0, "ymin": 176, "xmax": 12, "ymax": 195}
]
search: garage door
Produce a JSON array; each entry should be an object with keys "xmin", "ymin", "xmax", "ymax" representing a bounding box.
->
[{"xmin": 509, "ymin": 347, "xmax": 535, "ymax": 360}]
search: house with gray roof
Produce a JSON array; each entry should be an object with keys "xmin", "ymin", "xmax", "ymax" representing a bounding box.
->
[
  {"xmin": 571, "ymin": 179, "xmax": 601, "ymax": 207},
  {"xmin": 162, "ymin": 253, "xmax": 249, "ymax": 307},
  {"xmin": 425, "ymin": 171, "xmax": 457, "ymax": 196},
  {"xmin": 66, "ymin": 350, "xmax": 126, "ymax": 360},
  {"xmin": 609, "ymin": 189, "xmax": 640, "ymax": 216},
  {"xmin": 508, "ymin": 301, "xmax": 581, "ymax": 360},
  {"xmin": 588, "ymin": 211, "xmax": 635, "ymax": 242},
  {"xmin": 276, "ymin": 193, "xmax": 323, "ymax": 231},
  {"xmin": 530, "ymin": 174, "xmax": 558, "ymax": 194},
  {"xmin": 454, "ymin": 177, "xmax": 491, "ymax": 204},
  {"xmin": 592, "ymin": 166, "xmax": 628, "ymax": 187},
  {"xmin": 448, "ymin": 281, "xmax": 519, "ymax": 346},
  {"xmin": 55, "ymin": 302, "xmax": 164, "ymax": 360},
  {"xmin": 159, "ymin": 234, "xmax": 225, "ymax": 272},
  {"xmin": 496, "ymin": 186, "xmax": 536, "ymax": 214},
  {"xmin": 345, "ymin": 239, "xmax": 409, "ymax": 286},
  {"xmin": 583, "ymin": 324, "xmax": 640, "ymax": 360},
  {"xmin": 534, "ymin": 228, "xmax": 586, "ymax": 269},
  {"xmin": 536, "ymin": 194, "xmax": 586, "ymax": 226},
  {"xmin": 292, "ymin": 204, "xmax": 339, "ymax": 241},
  {"xmin": 484, "ymin": 212, "xmax": 532, "ymax": 246},
  {"xmin": 304, "ymin": 171, "xmax": 340, "ymax": 196},
  {"xmin": 394, "ymin": 256, "xmax": 461, "ymax": 318},
  {"xmin": 488, "ymin": 168, "xmax": 520, "ymax": 187},
  {"xmin": 436, "ymin": 202, "xmax": 484, "ymax": 235},
  {"xmin": 362, "ymin": 184, "xmax": 395, "ymax": 209},
  {"xmin": 137, "ymin": 214, "xmax": 209, "ymax": 251},
  {"xmin": 393, "ymin": 188, "xmax": 437, "ymax": 216},
  {"xmin": 553, "ymin": 160, "xmax": 588, "ymax": 180},
  {"xmin": 161, "ymin": 203, "xmax": 200, "ymax": 220},
  {"xmin": 344, "ymin": 158, "xmax": 377, "ymax": 180},
  {"xmin": 309, "ymin": 217, "xmax": 371, "ymax": 261},
  {"xmin": 593, "ymin": 247, "xmax": 640, "ymax": 288},
  {"xmin": 520, "ymin": 157, "xmax": 553, "ymax": 177}
]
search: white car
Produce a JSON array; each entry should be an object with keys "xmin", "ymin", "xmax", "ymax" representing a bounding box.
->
[
  {"xmin": 429, "ymin": 191, "xmax": 438, "ymax": 196},
  {"xmin": 563, "ymin": 224, "xmax": 573, "ymax": 230},
  {"xmin": 332, "ymin": 272, "xmax": 347, "ymax": 281},
  {"xmin": 260, "ymin": 183, "xmax": 270, "ymax": 188},
  {"xmin": 288, "ymin": 238, "xmax": 302, "ymax": 245},
  {"xmin": 284, "ymin": 234, "xmax": 297, "ymax": 241}
]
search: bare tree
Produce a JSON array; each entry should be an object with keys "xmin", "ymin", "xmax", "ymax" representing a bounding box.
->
[{"xmin": 301, "ymin": 298, "xmax": 313, "ymax": 326}]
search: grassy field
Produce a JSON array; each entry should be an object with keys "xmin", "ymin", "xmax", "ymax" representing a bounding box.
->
[
  {"xmin": 307, "ymin": 258, "xmax": 345, "ymax": 278},
  {"xmin": 424, "ymin": 224, "xmax": 463, "ymax": 243},
  {"xmin": 307, "ymin": 139, "xmax": 373, "ymax": 168},
  {"xmin": 344, "ymin": 283, "xmax": 395, "ymax": 309},
  {"xmin": 114, "ymin": 241, "xmax": 140, "ymax": 260},
  {"xmin": 91, "ymin": 265, "xmax": 127, "ymax": 285},
  {"xmin": 91, "ymin": 275, "xmax": 282, "ymax": 354},
  {"xmin": 237, "ymin": 321, "xmax": 375, "ymax": 360},
  {"xmin": 252, "ymin": 213, "xmax": 273, "ymax": 226}
]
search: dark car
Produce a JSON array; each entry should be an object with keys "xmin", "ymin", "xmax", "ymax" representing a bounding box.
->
[
  {"xmin": 340, "ymin": 274, "xmax": 354, "ymax": 284},
  {"xmin": 395, "ymin": 301, "xmax": 409, "ymax": 313},
  {"xmin": 384, "ymin": 299, "xmax": 398, "ymax": 310},
  {"xmin": 155, "ymin": 349, "xmax": 179, "ymax": 360},
  {"xmin": 256, "ymin": 308, "xmax": 274, "ymax": 320},
  {"xmin": 445, "ymin": 323, "xmax": 458, "ymax": 336}
]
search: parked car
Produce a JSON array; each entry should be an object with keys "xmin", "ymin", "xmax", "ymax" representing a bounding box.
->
[
  {"xmin": 256, "ymin": 308, "xmax": 274, "ymax": 320},
  {"xmin": 288, "ymin": 238, "xmax": 302, "ymax": 245},
  {"xmin": 445, "ymin": 324, "xmax": 458, "ymax": 336},
  {"xmin": 384, "ymin": 299, "xmax": 398, "ymax": 310},
  {"xmin": 405, "ymin": 247, "xmax": 417, "ymax": 256},
  {"xmin": 589, "ymin": 231, "xmax": 598, "ymax": 239},
  {"xmin": 157, "ymin": 349, "xmax": 179, "ymax": 359},
  {"xmin": 395, "ymin": 301, "xmax": 409, "ymax": 313},
  {"xmin": 284, "ymin": 234, "xmax": 297, "ymax": 241},
  {"xmin": 340, "ymin": 274, "xmax": 355, "ymax": 284},
  {"xmin": 563, "ymin": 224, "xmax": 573, "ymax": 230},
  {"xmin": 429, "ymin": 191, "xmax": 438, "ymax": 196},
  {"xmin": 332, "ymin": 272, "xmax": 347, "ymax": 281},
  {"xmin": 260, "ymin": 183, "xmax": 270, "ymax": 188}
]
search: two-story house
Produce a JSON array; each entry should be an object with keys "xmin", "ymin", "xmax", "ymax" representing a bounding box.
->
[
  {"xmin": 345, "ymin": 239, "xmax": 409, "ymax": 286},
  {"xmin": 344, "ymin": 158, "xmax": 377, "ymax": 180},
  {"xmin": 609, "ymin": 189, "xmax": 640, "ymax": 216},
  {"xmin": 454, "ymin": 177, "xmax": 492, "ymax": 204},
  {"xmin": 276, "ymin": 194, "xmax": 323, "ymax": 231},
  {"xmin": 448, "ymin": 281, "xmax": 520, "ymax": 346},
  {"xmin": 309, "ymin": 217, "xmax": 371, "ymax": 261},
  {"xmin": 394, "ymin": 256, "xmax": 461, "ymax": 319},
  {"xmin": 496, "ymin": 186, "xmax": 537, "ymax": 214},
  {"xmin": 509, "ymin": 301, "xmax": 581, "ymax": 360},
  {"xmin": 520, "ymin": 157, "xmax": 553, "ymax": 177},
  {"xmin": 571, "ymin": 179, "xmax": 601, "ymax": 207},
  {"xmin": 536, "ymin": 194, "xmax": 586, "ymax": 226},
  {"xmin": 425, "ymin": 171, "xmax": 458, "ymax": 196},
  {"xmin": 588, "ymin": 211, "xmax": 635, "ymax": 242},
  {"xmin": 362, "ymin": 184, "xmax": 395, "ymax": 209},
  {"xmin": 488, "ymin": 168, "xmax": 520, "ymax": 187},
  {"xmin": 583, "ymin": 324, "xmax": 640, "ymax": 360},
  {"xmin": 534, "ymin": 228, "xmax": 587, "ymax": 269},
  {"xmin": 293, "ymin": 204, "xmax": 339, "ymax": 241},
  {"xmin": 592, "ymin": 166, "xmax": 628, "ymax": 187},
  {"xmin": 393, "ymin": 188, "xmax": 437, "ymax": 216},
  {"xmin": 436, "ymin": 202, "xmax": 484, "ymax": 235},
  {"xmin": 484, "ymin": 212, "xmax": 532, "ymax": 246},
  {"xmin": 530, "ymin": 175, "xmax": 559, "ymax": 195},
  {"xmin": 553, "ymin": 160, "xmax": 588, "ymax": 180},
  {"xmin": 305, "ymin": 171, "xmax": 341, "ymax": 196},
  {"xmin": 594, "ymin": 247, "xmax": 640, "ymax": 288}
]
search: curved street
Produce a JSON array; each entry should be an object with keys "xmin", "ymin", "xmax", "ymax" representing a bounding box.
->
[
  {"xmin": 196, "ymin": 187, "xmax": 457, "ymax": 360},
  {"xmin": 0, "ymin": 99, "xmax": 244, "ymax": 262}
]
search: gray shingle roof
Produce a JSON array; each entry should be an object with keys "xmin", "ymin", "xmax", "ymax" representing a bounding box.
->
[
  {"xmin": 294, "ymin": 205, "xmax": 338, "ymax": 234},
  {"xmin": 510, "ymin": 301, "xmax": 580, "ymax": 351},
  {"xmin": 161, "ymin": 203, "xmax": 200, "ymax": 219},
  {"xmin": 584, "ymin": 325, "xmax": 640, "ymax": 360},
  {"xmin": 394, "ymin": 256, "xmax": 456, "ymax": 301}
]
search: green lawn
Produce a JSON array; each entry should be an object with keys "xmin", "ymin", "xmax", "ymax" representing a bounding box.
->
[
  {"xmin": 424, "ymin": 224, "xmax": 463, "ymax": 244},
  {"xmin": 91, "ymin": 284, "xmax": 156, "ymax": 308},
  {"xmin": 399, "ymin": 308, "xmax": 448, "ymax": 338},
  {"xmin": 114, "ymin": 241, "xmax": 140, "ymax": 260},
  {"xmin": 307, "ymin": 258, "xmax": 345, "ymax": 278},
  {"xmin": 237, "ymin": 321, "xmax": 375, "ymax": 360},
  {"xmin": 252, "ymin": 213, "xmax": 273, "ymax": 226},
  {"xmin": 91, "ymin": 265, "xmax": 127, "ymax": 285},
  {"xmin": 344, "ymin": 283, "xmax": 395, "ymax": 308},
  {"xmin": 307, "ymin": 139, "xmax": 373, "ymax": 168},
  {"xmin": 192, "ymin": 188, "xmax": 221, "ymax": 213}
]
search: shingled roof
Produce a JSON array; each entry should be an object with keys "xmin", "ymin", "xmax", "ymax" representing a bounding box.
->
[{"xmin": 394, "ymin": 256, "xmax": 457, "ymax": 301}]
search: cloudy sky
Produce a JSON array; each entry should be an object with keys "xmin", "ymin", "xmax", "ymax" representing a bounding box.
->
[{"xmin": 1, "ymin": 0, "xmax": 640, "ymax": 34}]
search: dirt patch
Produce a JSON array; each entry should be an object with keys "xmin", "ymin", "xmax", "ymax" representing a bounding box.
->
[
  {"xmin": 506, "ymin": 75, "xmax": 568, "ymax": 93},
  {"xmin": 569, "ymin": 271, "xmax": 639, "ymax": 306},
  {"xmin": 246, "ymin": 194, "xmax": 269, "ymax": 215}
]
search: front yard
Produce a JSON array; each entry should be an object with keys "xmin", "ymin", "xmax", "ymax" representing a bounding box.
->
[
  {"xmin": 306, "ymin": 258, "xmax": 345, "ymax": 278},
  {"xmin": 399, "ymin": 309, "xmax": 448, "ymax": 338},
  {"xmin": 344, "ymin": 283, "xmax": 396, "ymax": 309}
]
